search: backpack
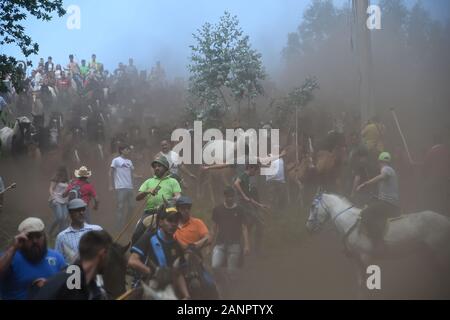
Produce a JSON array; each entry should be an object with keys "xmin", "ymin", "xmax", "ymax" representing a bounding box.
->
[{"xmin": 68, "ymin": 180, "xmax": 85, "ymax": 201}]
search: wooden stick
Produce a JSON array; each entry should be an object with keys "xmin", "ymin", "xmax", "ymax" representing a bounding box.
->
[
  {"xmin": 116, "ymin": 288, "xmax": 136, "ymax": 300},
  {"xmin": 114, "ymin": 172, "xmax": 169, "ymax": 243},
  {"xmin": 0, "ymin": 183, "xmax": 17, "ymax": 196}
]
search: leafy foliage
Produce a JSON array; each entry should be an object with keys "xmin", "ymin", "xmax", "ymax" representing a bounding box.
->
[
  {"xmin": 188, "ymin": 11, "xmax": 266, "ymax": 127},
  {"xmin": 0, "ymin": 0, "xmax": 66, "ymax": 92}
]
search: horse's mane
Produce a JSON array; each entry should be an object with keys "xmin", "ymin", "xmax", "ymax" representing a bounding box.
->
[{"xmin": 325, "ymin": 193, "xmax": 353, "ymax": 206}]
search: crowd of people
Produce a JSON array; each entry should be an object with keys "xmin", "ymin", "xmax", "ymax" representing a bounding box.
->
[{"xmin": 0, "ymin": 53, "xmax": 449, "ymax": 301}]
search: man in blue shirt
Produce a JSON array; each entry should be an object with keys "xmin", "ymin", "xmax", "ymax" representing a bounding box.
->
[{"xmin": 0, "ymin": 217, "xmax": 66, "ymax": 300}]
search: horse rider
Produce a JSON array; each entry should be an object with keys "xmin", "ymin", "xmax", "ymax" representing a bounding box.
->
[
  {"xmin": 132, "ymin": 156, "xmax": 181, "ymax": 244},
  {"xmin": 173, "ymin": 196, "xmax": 218, "ymax": 299},
  {"xmin": 31, "ymin": 230, "xmax": 112, "ymax": 300},
  {"xmin": 356, "ymin": 152, "xmax": 400, "ymax": 252},
  {"xmin": 128, "ymin": 208, "xmax": 191, "ymax": 300}
]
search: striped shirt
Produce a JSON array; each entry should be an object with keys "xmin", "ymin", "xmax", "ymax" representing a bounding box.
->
[{"xmin": 55, "ymin": 224, "xmax": 103, "ymax": 263}]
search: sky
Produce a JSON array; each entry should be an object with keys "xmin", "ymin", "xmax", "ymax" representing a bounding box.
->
[{"xmin": 2, "ymin": 0, "xmax": 449, "ymax": 79}]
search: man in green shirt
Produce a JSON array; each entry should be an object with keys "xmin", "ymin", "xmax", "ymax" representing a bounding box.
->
[
  {"xmin": 80, "ymin": 60, "xmax": 89, "ymax": 79},
  {"xmin": 132, "ymin": 156, "xmax": 181, "ymax": 244}
]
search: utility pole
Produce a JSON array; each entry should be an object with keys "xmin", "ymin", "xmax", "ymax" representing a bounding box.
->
[{"xmin": 352, "ymin": 0, "xmax": 374, "ymax": 125}]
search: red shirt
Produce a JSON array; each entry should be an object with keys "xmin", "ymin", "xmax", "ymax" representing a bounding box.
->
[{"xmin": 65, "ymin": 179, "xmax": 97, "ymax": 206}]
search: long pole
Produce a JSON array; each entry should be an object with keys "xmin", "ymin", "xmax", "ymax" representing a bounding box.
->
[
  {"xmin": 391, "ymin": 108, "xmax": 413, "ymax": 163},
  {"xmin": 0, "ymin": 183, "xmax": 17, "ymax": 196},
  {"xmin": 114, "ymin": 172, "xmax": 168, "ymax": 243},
  {"xmin": 295, "ymin": 105, "xmax": 299, "ymax": 163}
]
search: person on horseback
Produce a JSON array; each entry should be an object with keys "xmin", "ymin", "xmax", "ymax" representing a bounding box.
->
[
  {"xmin": 173, "ymin": 196, "xmax": 218, "ymax": 299},
  {"xmin": 128, "ymin": 209, "xmax": 191, "ymax": 300},
  {"xmin": 357, "ymin": 152, "xmax": 400, "ymax": 252},
  {"xmin": 174, "ymin": 196, "xmax": 210, "ymax": 251},
  {"xmin": 132, "ymin": 156, "xmax": 181, "ymax": 244}
]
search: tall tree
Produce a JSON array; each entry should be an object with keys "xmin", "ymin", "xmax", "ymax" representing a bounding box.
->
[
  {"xmin": 0, "ymin": 0, "xmax": 66, "ymax": 92},
  {"xmin": 188, "ymin": 11, "xmax": 266, "ymax": 126}
]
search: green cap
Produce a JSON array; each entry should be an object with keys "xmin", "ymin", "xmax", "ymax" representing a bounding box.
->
[
  {"xmin": 378, "ymin": 152, "xmax": 391, "ymax": 162},
  {"xmin": 151, "ymin": 156, "xmax": 170, "ymax": 170}
]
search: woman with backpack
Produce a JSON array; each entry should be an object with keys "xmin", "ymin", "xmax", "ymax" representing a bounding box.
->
[
  {"xmin": 48, "ymin": 166, "xmax": 69, "ymax": 236},
  {"xmin": 63, "ymin": 166, "xmax": 99, "ymax": 224}
]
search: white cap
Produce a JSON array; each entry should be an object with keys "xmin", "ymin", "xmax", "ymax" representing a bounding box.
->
[{"xmin": 18, "ymin": 217, "xmax": 45, "ymax": 234}]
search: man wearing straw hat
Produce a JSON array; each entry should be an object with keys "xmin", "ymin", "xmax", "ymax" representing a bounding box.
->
[{"xmin": 63, "ymin": 166, "xmax": 99, "ymax": 224}]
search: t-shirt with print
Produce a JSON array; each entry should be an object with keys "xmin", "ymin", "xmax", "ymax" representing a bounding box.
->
[
  {"xmin": 111, "ymin": 156, "xmax": 134, "ymax": 189},
  {"xmin": 212, "ymin": 204, "xmax": 247, "ymax": 245},
  {"xmin": 138, "ymin": 176, "xmax": 181, "ymax": 211},
  {"xmin": 0, "ymin": 249, "xmax": 66, "ymax": 300}
]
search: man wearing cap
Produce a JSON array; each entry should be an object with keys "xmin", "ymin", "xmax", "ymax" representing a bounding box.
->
[
  {"xmin": 136, "ymin": 156, "xmax": 181, "ymax": 218},
  {"xmin": 357, "ymin": 151, "xmax": 400, "ymax": 251},
  {"xmin": 128, "ymin": 208, "xmax": 191, "ymax": 299},
  {"xmin": 0, "ymin": 218, "xmax": 66, "ymax": 300},
  {"xmin": 63, "ymin": 166, "xmax": 99, "ymax": 223},
  {"xmin": 55, "ymin": 199, "xmax": 103, "ymax": 264},
  {"xmin": 109, "ymin": 144, "xmax": 135, "ymax": 231},
  {"xmin": 174, "ymin": 196, "xmax": 210, "ymax": 251}
]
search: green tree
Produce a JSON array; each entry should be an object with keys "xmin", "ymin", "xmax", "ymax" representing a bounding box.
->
[
  {"xmin": 0, "ymin": 0, "xmax": 66, "ymax": 92},
  {"xmin": 188, "ymin": 11, "xmax": 266, "ymax": 126}
]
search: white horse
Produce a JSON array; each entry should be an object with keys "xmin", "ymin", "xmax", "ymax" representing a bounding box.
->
[{"xmin": 305, "ymin": 193, "xmax": 450, "ymax": 297}]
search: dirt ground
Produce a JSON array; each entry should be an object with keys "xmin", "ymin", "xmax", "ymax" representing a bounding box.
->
[{"xmin": 1, "ymin": 157, "xmax": 449, "ymax": 300}]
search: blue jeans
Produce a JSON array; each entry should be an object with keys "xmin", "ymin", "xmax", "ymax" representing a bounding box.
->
[
  {"xmin": 116, "ymin": 189, "xmax": 134, "ymax": 231},
  {"xmin": 49, "ymin": 201, "xmax": 68, "ymax": 235}
]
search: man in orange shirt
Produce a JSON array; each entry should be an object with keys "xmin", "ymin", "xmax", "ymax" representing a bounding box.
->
[
  {"xmin": 174, "ymin": 196, "xmax": 210, "ymax": 251},
  {"xmin": 173, "ymin": 196, "xmax": 219, "ymax": 299}
]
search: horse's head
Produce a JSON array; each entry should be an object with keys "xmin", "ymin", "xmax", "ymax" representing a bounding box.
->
[
  {"xmin": 102, "ymin": 242, "xmax": 130, "ymax": 299},
  {"xmin": 15, "ymin": 117, "xmax": 32, "ymax": 143},
  {"xmin": 306, "ymin": 193, "xmax": 330, "ymax": 233}
]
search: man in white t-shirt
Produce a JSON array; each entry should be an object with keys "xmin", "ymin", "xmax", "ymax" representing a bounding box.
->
[
  {"xmin": 157, "ymin": 139, "xmax": 196, "ymax": 184},
  {"xmin": 109, "ymin": 144, "xmax": 135, "ymax": 231},
  {"xmin": 264, "ymin": 146, "xmax": 287, "ymax": 211}
]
